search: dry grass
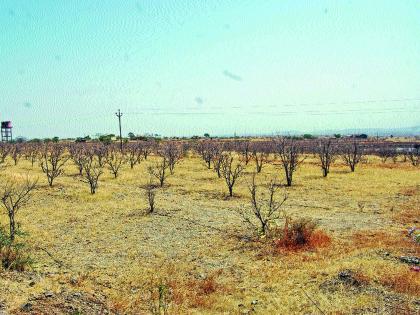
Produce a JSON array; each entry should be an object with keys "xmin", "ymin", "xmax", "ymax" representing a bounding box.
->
[
  {"xmin": 380, "ymin": 267, "xmax": 420, "ymax": 295},
  {"xmin": 0, "ymin": 153, "xmax": 419, "ymax": 314}
]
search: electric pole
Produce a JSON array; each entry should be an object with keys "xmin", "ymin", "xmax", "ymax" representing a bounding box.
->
[{"xmin": 115, "ymin": 109, "xmax": 123, "ymax": 151}]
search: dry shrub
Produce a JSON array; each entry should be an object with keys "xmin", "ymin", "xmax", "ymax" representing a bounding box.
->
[
  {"xmin": 380, "ymin": 268, "xmax": 420, "ymax": 295},
  {"xmin": 274, "ymin": 218, "xmax": 331, "ymax": 252},
  {"xmin": 309, "ymin": 230, "xmax": 332, "ymax": 248},
  {"xmin": 169, "ymin": 270, "xmax": 225, "ymax": 309},
  {"xmin": 0, "ymin": 247, "xmax": 30, "ymax": 271},
  {"xmin": 127, "ymin": 269, "xmax": 228, "ymax": 312}
]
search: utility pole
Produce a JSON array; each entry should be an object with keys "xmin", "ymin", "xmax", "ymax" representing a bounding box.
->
[{"xmin": 115, "ymin": 109, "xmax": 123, "ymax": 151}]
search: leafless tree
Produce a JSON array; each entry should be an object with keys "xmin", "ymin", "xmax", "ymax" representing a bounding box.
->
[
  {"xmin": 40, "ymin": 144, "xmax": 69, "ymax": 186},
  {"xmin": 23, "ymin": 143, "xmax": 40, "ymax": 167},
  {"xmin": 211, "ymin": 143, "xmax": 224, "ymax": 178},
  {"xmin": 408, "ymin": 145, "xmax": 420, "ymax": 166},
  {"xmin": 69, "ymin": 143, "xmax": 85, "ymax": 175},
  {"xmin": 141, "ymin": 141, "xmax": 155, "ymax": 160},
  {"xmin": 220, "ymin": 153, "xmax": 245, "ymax": 197},
  {"xmin": 273, "ymin": 137, "xmax": 304, "ymax": 186},
  {"xmin": 148, "ymin": 157, "xmax": 170, "ymax": 187},
  {"xmin": 238, "ymin": 140, "xmax": 252, "ymax": 165},
  {"xmin": 93, "ymin": 143, "xmax": 107, "ymax": 167},
  {"xmin": 125, "ymin": 142, "xmax": 143, "ymax": 169},
  {"xmin": 199, "ymin": 140, "xmax": 215, "ymax": 169},
  {"xmin": 80, "ymin": 154, "xmax": 103, "ymax": 194},
  {"xmin": 340, "ymin": 140, "xmax": 364, "ymax": 172},
  {"xmin": 317, "ymin": 139, "xmax": 336, "ymax": 177},
  {"xmin": 377, "ymin": 146, "xmax": 396, "ymax": 164},
  {"xmin": 159, "ymin": 141, "xmax": 182, "ymax": 175},
  {"xmin": 10, "ymin": 144, "xmax": 22, "ymax": 166},
  {"xmin": 251, "ymin": 142, "xmax": 270, "ymax": 173},
  {"xmin": 142, "ymin": 177, "xmax": 158, "ymax": 213},
  {"xmin": 1, "ymin": 177, "xmax": 37, "ymax": 242},
  {"xmin": 0, "ymin": 143, "xmax": 11, "ymax": 166},
  {"xmin": 105, "ymin": 147, "xmax": 125, "ymax": 178},
  {"xmin": 238, "ymin": 173, "xmax": 287, "ymax": 236}
]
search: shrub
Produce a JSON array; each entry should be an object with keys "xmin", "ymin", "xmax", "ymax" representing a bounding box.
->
[
  {"xmin": 274, "ymin": 218, "xmax": 330, "ymax": 251},
  {"xmin": 0, "ymin": 227, "xmax": 32, "ymax": 271}
]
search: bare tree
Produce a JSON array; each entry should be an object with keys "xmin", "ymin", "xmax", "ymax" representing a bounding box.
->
[
  {"xmin": 238, "ymin": 173, "xmax": 287, "ymax": 236},
  {"xmin": 69, "ymin": 143, "xmax": 85, "ymax": 175},
  {"xmin": 105, "ymin": 147, "xmax": 125, "ymax": 178},
  {"xmin": 220, "ymin": 153, "xmax": 245, "ymax": 197},
  {"xmin": 0, "ymin": 143, "xmax": 11, "ymax": 166},
  {"xmin": 40, "ymin": 144, "xmax": 69, "ymax": 186},
  {"xmin": 317, "ymin": 139, "xmax": 336, "ymax": 177},
  {"xmin": 125, "ymin": 142, "xmax": 143, "ymax": 169},
  {"xmin": 408, "ymin": 145, "xmax": 420, "ymax": 166},
  {"xmin": 80, "ymin": 154, "xmax": 103, "ymax": 194},
  {"xmin": 93, "ymin": 143, "xmax": 107, "ymax": 167},
  {"xmin": 142, "ymin": 177, "xmax": 158, "ymax": 213},
  {"xmin": 273, "ymin": 137, "xmax": 304, "ymax": 186},
  {"xmin": 340, "ymin": 140, "xmax": 364, "ymax": 172},
  {"xmin": 1, "ymin": 177, "xmax": 37, "ymax": 242},
  {"xmin": 148, "ymin": 157, "xmax": 170, "ymax": 187},
  {"xmin": 159, "ymin": 141, "xmax": 183, "ymax": 175},
  {"xmin": 23, "ymin": 143, "xmax": 40, "ymax": 168},
  {"xmin": 10, "ymin": 144, "xmax": 22, "ymax": 166},
  {"xmin": 238, "ymin": 140, "xmax": 252, "ymax": 165},
  {"xmin": 251, "ymin": 142, "xmax": 270, "ymax": 173},
  {"xmin": 377, "ymin": 145, "xmax": 396, "ymax": 164},
  {"xmin": 141, "ymin": 141, "xmax": 155, "ymax": 160},
  {"xmin": 212, "ymin": 143, "xmax": 224, "ymax": 178},
  {"xmin": 199, "ymin": 140, "xmax": 215, "ymax": 169}
]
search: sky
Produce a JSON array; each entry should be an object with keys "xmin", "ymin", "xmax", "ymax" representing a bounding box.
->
[{"xmin": 0, "ymin": 1, "xmax": 420, "ymax": 138}]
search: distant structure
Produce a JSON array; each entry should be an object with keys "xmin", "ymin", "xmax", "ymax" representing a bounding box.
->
[{"xmin": 1, "ymin": 121, "xmax": 12, "ymax": 142}]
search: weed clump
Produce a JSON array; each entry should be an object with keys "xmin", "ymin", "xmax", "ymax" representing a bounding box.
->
[{"xmin": 274, "ymin": 218, "xmax": 331, "ymax": 251}]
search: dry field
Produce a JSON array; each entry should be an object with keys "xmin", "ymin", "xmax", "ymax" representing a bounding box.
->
[{"xmin": 0, "ymin": 152, "xmax": 419, "ymax": 314}]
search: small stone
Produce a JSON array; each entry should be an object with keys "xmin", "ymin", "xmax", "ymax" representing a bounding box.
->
[
  {"xmin": 197, "ymin": 273, "xmax": 207, "ymax": 280},
  {"xmin": 21, "ymin": 303, "xmax": 32, "ymax": 311},
  {"xmin": 399, "ymin": 256, "xmax": 419, "ymax": 265},
  {"xmin": 29, "ymin": 281, "xmax": 36, "ymax": 287},
  {"xmin": 44, "ymin": 291, "xmax": 54, "ymax": 298},
  {"xmin": 251, "ymin": 300, "xmax": 259, "ymax": 305},
  {"xmin": 337, "ymin": 269, "xmax": 360, "ymax": 286},
  {"xmin": 72, "ymin": 292, "xmax": 82, "ymax": 298},
  {"xmin": 338, "ymin": 270, "xmax": 353, "ymax": 281},
  {"xmin": 70, "ymin": 277, "xmax": 78, "ymax": 285}
]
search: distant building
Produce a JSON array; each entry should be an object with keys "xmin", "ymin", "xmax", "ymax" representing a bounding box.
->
[{"xmin": 1, "ymin": 121, "xmax": 12, "ymax": 142}]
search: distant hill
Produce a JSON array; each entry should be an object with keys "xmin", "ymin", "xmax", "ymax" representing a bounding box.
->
[{"xmin": 314, "ymin": 126, "xmax": 420, "ymax": 137}]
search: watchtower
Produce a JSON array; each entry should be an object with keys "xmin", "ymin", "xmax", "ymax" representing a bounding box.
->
[{"xmin": 1, "ymin": 121, "xmax": 12, "ymax": 142}]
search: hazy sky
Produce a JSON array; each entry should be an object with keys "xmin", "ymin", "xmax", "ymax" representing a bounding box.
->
[{"xmin": 1, "ymin": 1, "xmax": 420, "ymax": 138}]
